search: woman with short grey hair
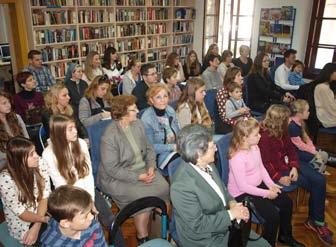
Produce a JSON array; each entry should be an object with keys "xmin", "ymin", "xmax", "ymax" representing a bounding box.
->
[{"xmin": 171, "ymin": 124, "xmax": 270, "ymax": 247}]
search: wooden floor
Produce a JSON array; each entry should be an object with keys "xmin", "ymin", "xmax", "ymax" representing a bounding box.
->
[{"xmin": 1, "ymin": 132, "xmax": 336, "ymax": 247}]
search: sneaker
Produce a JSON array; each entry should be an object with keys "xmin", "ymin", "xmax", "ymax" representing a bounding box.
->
[{"xmin": 304, "ymin": 219, "xmax": 334, "ymax": 245}]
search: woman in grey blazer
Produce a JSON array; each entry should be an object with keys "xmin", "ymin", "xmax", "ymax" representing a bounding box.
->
[
  {"xmin": 97, "ymin": 95, "xmax": 169, "ymax": 245},
  {"xmin": 171, "ymin": 124, "xmax": 270, "ymax": 247}
]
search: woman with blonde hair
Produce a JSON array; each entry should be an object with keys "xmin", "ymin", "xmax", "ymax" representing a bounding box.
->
[
  {"xmin": 183, "ymin": 50, "xmax": 201, "ymax": 80},
  {"xmin": 176, "ymin": 78, "xmax": 212, "ymax": 128},
  {"xmin": 258, "ymin": 104, "xmax": 332, "ymax": 245},
  {"xmin": 82, "ymin": 51, "xmax": 103, "ymax": 85},
  {"xmin": 42, "ymin": 114, "xmax": 94, "ymax": 199},
  {"xmin": 79, "ymin": 75, "xmax": 112, "ymax": 128},
  {"xmin": 141, "ymin": 83, "xmax": 181, "ymax": 175}
]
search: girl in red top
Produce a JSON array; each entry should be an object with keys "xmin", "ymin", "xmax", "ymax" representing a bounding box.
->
[{"xmin": 258, "ymin": 104, "xmax": 333, "ymax": 245}]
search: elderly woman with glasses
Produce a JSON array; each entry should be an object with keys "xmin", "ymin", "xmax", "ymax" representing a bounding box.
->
[
  {"xmin": 78, "ymin": 75, "xmax": 113, "ymax": 128},
  {"xmin": 97, "ymin": 95, "xmax": 169, "ymax": 245},
  {"xmin": 171, "ymin": 124, "xmax": 270, "ymax": 247},
  {"xmin": 141, "ymin": 83, "xmax": 181, "ymax": 176}
]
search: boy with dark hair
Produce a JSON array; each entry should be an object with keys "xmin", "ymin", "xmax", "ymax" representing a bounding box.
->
[
  {"xmin": 274, "ymin": 49, "xmax": 299, "ymax": 91},
  {"xmin": 25, "ymin": 49, "xmax": 55, "ymax": 93},
  {"xmin": 201, "ymin": 54, "xmax": 222, "ymax": 90},
  {"xmin": 40, "ymin": 185, "xmax": 107, "ymax": 247},
  {"xmin": 132, "ymin": 63, "xmax": 158, "ymax": 111},
  {"xmin": 162, "ymin": 66, "xmax": 181, "ymax": 108},
  {"xmin": 225, "ymin": 82, "xmax": 250, "ymax": 122}
]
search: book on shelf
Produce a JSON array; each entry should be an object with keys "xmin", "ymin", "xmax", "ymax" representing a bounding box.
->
[
  {"xmin": 41, "ymin": 45, "xmax": 78, "ymax": 61},
  {"xmin": 261, "ymin": 8, "xmax": 270, "ymax": 21},
  {"xmin": 148, "ymin": 0, "xmax": 170, "ymax": 7},
  {"xmin": 49, "ymin": 62, "xmax": 68, "ymax": 78},
  {"xmin": 281, "ymin": 6, "xmax": 294, "ymax": 21},
  {"xmin": 35, "ymin": 28, "xmax": 77, "ymax": 45},
  {"xmin": 77, "ymin": 0, "xmax": 113, "ymax": 6},
  {"xmin": 147, "ymin": 36, "xmax": 169, "ymax": 48},
  {"xmin": 116, "ymin": 9, "xmax": 146, "ymax": 22},
  {"xmin": 173, "ymin": 34, "xmax": 192, "ymax": 44},
  {"xmin": 173, "ymin": 21, "xmax": 193, "ymax": 32},
  {"xmin": 175, "ymin": 8, "xmax": 195, "ymax": 19},
  {"xmin": 147, "ymin": 8, "xmax": 169, "ymax": 20},
  {"xmin": 31, "ymin": 0, "xmax": 75, "ymax": 7},
  {"xmin": 116, "ymin": 0, "xmax": 145, "ymax": 6},
  {"xmin": 80, "ymin": 42, "xmax": 115, "ymax": 57},
  {"xmin": 259, "ymin": 21, "xmax": 270, "ymax": 36},
  {"xmin": 147, "ymin": 23, "xmax": 168, "ymax": 34},
  {"xmin": 33, "ymin": 10, "xmax": 77, "ymax": 25},
  {"xmin": 116, "ymin": 23, "xmax": 146, "ymax": 37},
  {"xmin": 173, "ymin": 46, "xmax": 189, "ymax": 57},
  {"xmin": 78, "ymin": 9, "xmax": 115, "ymax": 23},
  {"xmin": 79, "ymin": 26, "xmax": 114, "ymax": 40},
  {"xmin": 147, "ymin": 49, "xmax": 168, "ymax": 61},
  {"xmin": 117, "ymin": 37, "xmax": 146, "ymax": 52},
  {"xmin": 258, "ymin": 41, "xmax": 290, "ymax": 55},
  {"xmin": 270, "ymin": 8, "xmax": 282, "ymax": 21},
  {"xmin": 119, "ymin": 52, "xmax": 146, "ymax": 65}
]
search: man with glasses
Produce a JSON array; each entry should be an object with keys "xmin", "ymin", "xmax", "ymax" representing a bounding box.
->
[{"xmin": 132, "ymin": 63, "xmax": 158, "ymax": 111}]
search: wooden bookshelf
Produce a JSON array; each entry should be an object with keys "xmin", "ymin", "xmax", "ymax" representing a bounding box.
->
[{"xmin": 25, "ymin": 0, "xmax": 195, "ymax": 78}]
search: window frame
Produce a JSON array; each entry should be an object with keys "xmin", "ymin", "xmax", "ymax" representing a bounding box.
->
[{"xmin": 202, "ymin": 0, "xmax": 220, "ymax": 55}]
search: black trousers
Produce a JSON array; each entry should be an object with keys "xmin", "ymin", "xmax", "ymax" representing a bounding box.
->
[{"xmin": 235, "ymin": 183, "xmax": 293, "ymax": 247}]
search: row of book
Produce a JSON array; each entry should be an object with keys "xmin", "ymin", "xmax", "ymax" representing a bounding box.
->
[
  {"xmin": 259, "ymin": 21, "xmax": 292, "ymax": 38},
  {"xmin": 173, "ymin": 21, "xmax": 193, "ymax": 32},
  {"xmin": 147, "ymin": 35, "xmax": 169, "ymax": 48},
  {"xmin": 116, "ymin": 0, "xmax": 146, "ymax": 6},
  {"xmin": 77, "ymin": 0, "xmax": 113, "ymax": 6},
  {"xmin": 175, "ymin": 8, "xmax": 195, "ymax": 19},
  {"xmin": 119, "ymin": 52, "xmax": 146, "ymax": 65},
  {"xmin": 173, "ymin": 45, "xmax": 190, "ymax": 57},
  {"xmin": 31, "ymin": 0, "xmax": 75, "ymax": 7},
  {"xmin": 173, "ymin": 34, "xmax": 192, "ymax": 44},
  {"xmin": 32, "ymin": 10, "xmax": 76, "ymax": 26},
  {"xmin": 147, "ymin": 23, "xmax": 168, "ymax": 34},
  {"xmin": 78, "ymin": 10, "xmax": 115, "ymax": 23},
  {"xmin": 115, "ymin": 24, "xmax": 146, "ymax": 37},
  {"xmin": 156, "ymin": 62, "xmax": 165, "ymax": 73},
  {"xmin": 41, "ymin": 45, "xmax": 79, "ymax": 62},
  {"xmin": 79, "ymin": 26, "xmax": 115, "ymax": 40},
  {"xmin": 149, "ymin": 0, "xmax": 170, "ymax": 6},
  {"xmin": 116, "ymin": 37, "xmax": 146, "ymax": 52},
  {"xmin": 147, "ymin": 49, "xmax": 168, "ymax": 61},
  {"xmin": 81, "ymin": 42, "xmax": 115, "ymax": 56},
  {"xmin": 50, "ymin": 62, "xmax": 68, "ymax": 78},
  {"xmin": 116, "ymin": 9, "xmax": 146, "ymax": 22},
  {"xmin": 35, "ymin": 29, "xmax": 77, "ymax": 45},
  {"xmin": 147, "ymin": 8, "xmax": 169, "ymax": 20}
]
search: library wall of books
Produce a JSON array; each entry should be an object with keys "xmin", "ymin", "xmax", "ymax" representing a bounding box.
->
[{"xmin": 26, "ymin": 0, "xmax": 196, "ymax": 79}]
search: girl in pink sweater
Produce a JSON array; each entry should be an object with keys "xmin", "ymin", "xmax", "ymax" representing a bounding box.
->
[{"xmin": 228, "ymin": 118, "xmax": 304, "ymax": 247}]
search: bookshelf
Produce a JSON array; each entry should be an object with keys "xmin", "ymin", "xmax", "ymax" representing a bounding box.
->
[
  {"xmin": 257, "ymin": 6, "xmax": 296, "ymax": 67},
  {"xmin": 25, "ymin": 0, "xmax": 196, "ymax": 79}
]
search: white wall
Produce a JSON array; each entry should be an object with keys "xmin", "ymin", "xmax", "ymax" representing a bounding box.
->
[
  {"xmin": 0, "ymin": 5, "xmax": 9, "ymax": 43},
  {"xmin": 193, "ymin": 0, "xmax": 204, "ymax": 59},
  {"xmin": 251, "ymin": 0, "xmax": 314, "ymax": 61}
]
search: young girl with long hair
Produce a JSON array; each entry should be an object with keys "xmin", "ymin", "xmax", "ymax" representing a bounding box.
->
[
  {"xmin": 165, "ymin": 52, "xmax": 185, "ymax": 83},
  {"xmin": 82, "ymin": 51, "xmax": 103, "ymax": 85},
  {"xmin": 228, "ymin": 118, "xmax": 303, "ymax": 247},
  {"xmin": 0, "ymin": 137, "xmax": 50, "ymax": 245},
  {"xmin": 0, "ymin": 92, "xmax": 29, "ymax": 169},
  {"xmin": 289, "ymin": 99, "xmax": 336, "ymax": 173},
  {"xmin": 176, "ymin": 78, "xmax": 212, "ymax": 128},
  {"xmin": 258, "ymin": 104, "xmax": 333, "ymax": 245},
  {"xmin": 183, "ymin": 50, "xmax": 201, "ymax": 80},
  {"xmin": 42, "ymin": 114, "xmax": 94, "ymax": 199}
]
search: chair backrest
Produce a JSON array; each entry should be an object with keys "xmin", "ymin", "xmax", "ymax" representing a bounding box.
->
[
  {"xmin": 39, "ymin": 125, "xmax": 47, "ymax": 150},
  {"xmin": 109, "ymin": 197, "xmax": 168, "ymax": 245},
  {"xmin": 117, "ymin": 81, "xmax": 123, "ymax": 95},
  {"xmin": 204, "ymin": 89, "xmax": 218, "ymax": 121},
  {"xmin": 0, "ymin": 222, "xmax": 24, "ymax": 247},
  {"xmin": 215, "ymin": 133, "xmax": 232, "ymax": 186},
  {"xmin": 242, "ymin": 76, "xmax": 249, "ymax": 106},
  {"xmin": 87, "ymin": 119, "xmax": 112, "ymax": 180}
]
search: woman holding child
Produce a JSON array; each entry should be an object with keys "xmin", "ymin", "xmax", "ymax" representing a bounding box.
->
[{"xmin": 97, "ymin": 95, "xmax": 169, "ymax": 245}]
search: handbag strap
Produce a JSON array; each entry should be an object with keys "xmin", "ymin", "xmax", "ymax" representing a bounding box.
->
[{"xmin": 245, "ymin": 197, "xmax": 265, "ymax": 241}]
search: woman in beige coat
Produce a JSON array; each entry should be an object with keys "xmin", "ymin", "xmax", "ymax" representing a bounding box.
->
[{"xmin": 97, "ymin": 95, "xmax": 169, "ymax": 245}]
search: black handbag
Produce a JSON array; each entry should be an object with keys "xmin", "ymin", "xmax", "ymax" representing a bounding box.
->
[{"xmin": 228, "ymin": 196, "xmax": 265, "ymax": 247}]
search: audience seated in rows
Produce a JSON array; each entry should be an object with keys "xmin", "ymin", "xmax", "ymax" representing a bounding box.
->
[
  {"xmin": 176, "ymin": 78, "xmax": 212, "ymax": 129},
  {"xmin": 78, "ymin": 75, "xmax": 112, "ymax": 128},
  {"xmin": 232, "ymin": 45, "xmax": 253, "ymax": 77},
  {"xmin": 183, "ymin": 50, "xmax": 202, "ymax": 80},
  {"xmin": 64, "ymin": 63, "xmax": 88, "ymax": 118},
  {"xmin": 275, "ymin": 49, "xmax": 300, "ymax": 91},
  {"xmin": 24, "ymin": 50, "xmax": 55, "ymax": 93},
  {"xmin": 97, "ymin": 95, "xmax": 169, "ymax": 245}
]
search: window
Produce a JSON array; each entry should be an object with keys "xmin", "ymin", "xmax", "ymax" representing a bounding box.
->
[
  {"xmin": 203, "ymin": 0, "xmax": 220, "ymax": 55},
  {"xmin": 305, "ymin": 0, "xmax": 336, "ymax": 75}
]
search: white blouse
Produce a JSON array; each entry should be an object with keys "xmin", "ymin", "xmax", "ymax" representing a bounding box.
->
[{"xmin": 42, "ymin": 138, "xmax": 95, "ymax": 200}]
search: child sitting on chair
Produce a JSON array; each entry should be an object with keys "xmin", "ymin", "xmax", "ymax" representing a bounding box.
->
[
  {"xmin": 225, "ymin": 82, "xmax": 250, "ymax": 123},
  {"xmin": 40, "ymin": 185, "xmax": 107, "ymax": 247},
  {"xmin": 288, "ymin": 60, "xmax": 305, "ymax": 86}
]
